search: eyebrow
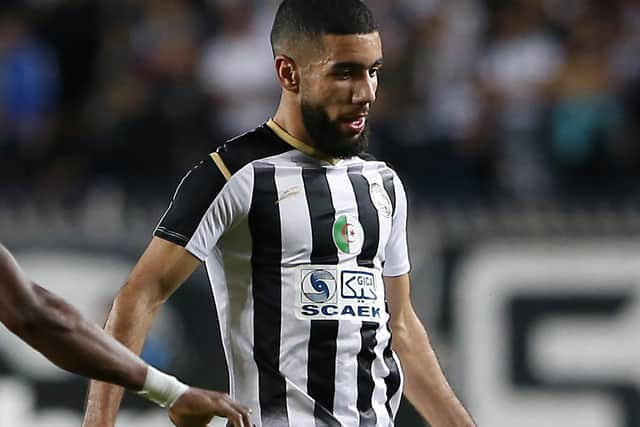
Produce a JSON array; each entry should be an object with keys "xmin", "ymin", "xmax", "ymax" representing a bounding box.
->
[{"xmin": 330, "ymin": 59, "xmax": 384, "ymax": 70}]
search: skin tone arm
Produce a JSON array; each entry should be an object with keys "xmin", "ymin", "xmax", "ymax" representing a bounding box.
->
[
  {"xmin": 0, "ymin": 243, "xmax": 147, "ymax": 390},
  {"xmin": 82, "ymin": 237, "xmax": 251, "ymax": 427},
  {"xmin": 0, "ymin": 242, "xmax": 251, "ymax": 427},
  {"xmin": 384, "ymin": 274, "xmax": 476, "ymax": 427}
]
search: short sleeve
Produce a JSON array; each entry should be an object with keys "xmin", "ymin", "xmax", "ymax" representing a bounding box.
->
[
  {"xmin": 382, "ymin": 171, "xmax": 411, "ymax": 277},
  {"xmin": 154, "ymin": 158, "xmax": 227, "ymax": 247},
  {"xmin": 154, "ymin": 157, "xmax": 254, "ymax": 261}
]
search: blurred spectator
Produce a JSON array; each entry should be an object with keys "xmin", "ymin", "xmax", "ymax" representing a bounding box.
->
[
  {"xmin": 198, "ymin": 0, "xmax": 281, "ymax": 138},
  {"xmin": 407, "ymin": 0, "xmax": 495, "ymax": 200},
  {"xmin": 476, "ymin": 0, "xmax": 564, "ymax": 199},
  {"xmin": 544, "ymin": 6, "xmax": 625, "ymax": 195},
  {"xmin": 410, "ymin": 0, "xmax": 483, "ymax": 141},
  {"xmin": 610, "ymin": 0, "xmax": 640, "ymax": 82},
  {"xmin": 83, "ymin": 0, "xmax": 210, "ymax": 199},
  {"xmin": 0, "ymin": 7, "xmax": 58, "ymax": 160},
  {"xmin": 0, "ymin": 6, "xmax": 60, "ymax": 202},
  {"xmin": 130, "ymin": 0, "xmax": 201, "ymax": 79}
]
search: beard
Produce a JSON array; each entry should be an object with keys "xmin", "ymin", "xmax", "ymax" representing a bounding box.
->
[{"xmin": 300, "ymin": 98, "xmax": 369, "ymax": 159}]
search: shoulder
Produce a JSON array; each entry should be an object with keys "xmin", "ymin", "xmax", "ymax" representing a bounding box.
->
[
  {"xmin": 213, "ymin": 123, "xmax": 293, "ymax": 179},
  {"xmin": 168, "ymin": 123, "xmax": 291, "ymax": 208},
  {"xmin": 154, "ymin": 124, "xmax": 289, "ymax": 246},
  {"xmin": 166, "ymin": 155, "xmax": 228, "ymax": 210},
  {"xmin": 356, "ymin": 152, "xmax": 398, "ymax": 174},
  {"xmin": 355, "ymin": 152, "xmax": 402, "ymax": 182}
]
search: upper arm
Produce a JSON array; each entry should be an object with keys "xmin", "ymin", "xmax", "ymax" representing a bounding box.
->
[
  {"xmin": 134, "ymin": 155, "xmax": 250, "ymax": 303},
  {"xmin": 122, "ymin": 237, "xmax": 201, "ymax": 305}
]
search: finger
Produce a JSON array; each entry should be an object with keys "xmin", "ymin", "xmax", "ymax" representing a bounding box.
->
[
  {"xmin": 226, "ymin": 411, "xmax": 244, "ymax": 427},
  {"xmin": 233, "ymin": 403, "xmax": 251, "ymax": 427},
  {"xmin": 226, "ymin": 401, "xmax": 251, "ymax": 427},
  {"xmin": 241, "ymin": 409, "xmax": 252, "ymax": 427},
  {"xmin": 218, "ymin": 403, "xmax": 244, "ymax": 427}
]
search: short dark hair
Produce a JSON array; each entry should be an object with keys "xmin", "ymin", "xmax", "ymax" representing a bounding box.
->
[{"xmin": 270, "ymin": 0, "xmax": 377, "ymax": 57}]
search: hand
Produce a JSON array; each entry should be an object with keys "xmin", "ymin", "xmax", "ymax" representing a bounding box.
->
[{"xmin": 168, "ymin": 387, "xmax": 252, "ymax": 427}]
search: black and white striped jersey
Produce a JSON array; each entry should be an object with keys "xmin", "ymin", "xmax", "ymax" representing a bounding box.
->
[{"xmin": 155, "ymin": 119, "xmax": 411, "ymax": 427}]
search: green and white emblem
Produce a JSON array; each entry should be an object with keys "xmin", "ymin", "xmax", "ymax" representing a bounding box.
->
[{"xmin": 332, "ymin": 214, "xmax": 364, "ymax": 254}]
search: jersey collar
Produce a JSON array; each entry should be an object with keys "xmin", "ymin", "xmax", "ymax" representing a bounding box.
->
[{"xmin": 266, "ymin": 119, "xmax": 340, "ymax": 165}]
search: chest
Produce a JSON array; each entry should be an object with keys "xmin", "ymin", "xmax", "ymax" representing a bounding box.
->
[{"xmin": 249, "ymin": 164, "xmax": 394, "ymax": 265}]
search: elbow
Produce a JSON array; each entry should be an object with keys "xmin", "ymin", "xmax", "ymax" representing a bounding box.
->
[
  {"xmin": 389, "ymin": 313, "xmax": 429, "ymax": 356},
  {"xmin": 389, "ymin": 321, "xmax": 412, "ymax": 355},
  {"xmin": 117, "ymin": 276, "xmax": 169, "ymax": 311}
]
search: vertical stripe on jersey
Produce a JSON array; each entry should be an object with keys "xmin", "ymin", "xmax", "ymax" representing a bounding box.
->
[
  {"xmin": 383, "ymin": 317, "xmax": 402, "ymax": 419},
  {"xmin": 274, "ymin": 164, "xmax": 316, "ymax": 427},
  {"xmin": 325, "ymin": 167, "xmax": 364, "ymax": 426},
  {"xmin": 347, "ymin": 164, "xmax": 379, "ymax": 268},
  {"xmin": 379, "ymin": 166, "xmax": 396, "ymax": 216},
  {"xmin": 302, "ymin": 167, "xmax": 341, "ymax": 426},
  {"xmin": 302, "ymin": 167, "xmax": 340, "ymax": 265},
  {"xmin": 387, "ymin": 351, "xmax": 404, "ymax": 416},
  {"xmin": 348, "ymin": 164, "xmax": 380, "ymax": 426},
  {"xmin": 356, "ymin": 322, "xmax": 378, "ymax": 426},
  {"xmin": 249, "ymin": 163, "xmax": 289, "ymax": 425}
]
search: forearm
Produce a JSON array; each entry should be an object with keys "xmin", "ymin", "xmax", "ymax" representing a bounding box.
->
[
  {"xmin": 13, "ymin": 285, "xmax": 147, "ymax": 390},
  {"xmin": 393, "ymin": 315, "xmax": 474, "ymax": 426},
  {"xmin": 84, "ymin": 284, "xmax": 163, "ymax": 426}
]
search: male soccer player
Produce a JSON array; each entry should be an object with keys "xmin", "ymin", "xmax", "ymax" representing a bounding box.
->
[
  {"xmin": 0, "ymin": 243, "xmax": 251, "ymax": 427},
  {"xmin": 84, "ymin": 1, "xmax": 476, "ymax": 426}
]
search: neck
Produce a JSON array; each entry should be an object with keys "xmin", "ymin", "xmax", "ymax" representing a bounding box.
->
[{"xmin": 272, "ymin": 94, "xmax": 313, "ymax": 146}]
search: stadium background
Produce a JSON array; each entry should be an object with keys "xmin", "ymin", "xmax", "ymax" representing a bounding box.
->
[{"xmin": 1, "ymin": 0, "xmax": 640, "ymax": 425}]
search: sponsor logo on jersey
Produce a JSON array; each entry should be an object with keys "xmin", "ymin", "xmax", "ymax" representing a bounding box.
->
[
  {"xmin": 332, "ymin": 214, "xmax": 364, "ymax": 254},
  {"xmin": 297, "ymin": 267, "xmax": 383, "ymax": 321},
  {"xmin": 370, "ymin": 183, "xmax": 392, "ymax": 218},
  {"xmin": 341, "ymin": 270, "xmax": 377, "ymax": 301},
  {"xmin": 300, "ymin": 269, "xmax": 337, "ymax": 303}
]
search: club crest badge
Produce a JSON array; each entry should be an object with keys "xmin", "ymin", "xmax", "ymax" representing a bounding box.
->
[{"xmin": 370, "ymin": 183, "xmax": 392, "ymax": 218}]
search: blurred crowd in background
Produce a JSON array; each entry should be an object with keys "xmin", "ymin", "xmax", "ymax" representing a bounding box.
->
[{"xmin": 0, "ymin": 0, "xmax": 639, "ymax": 207}]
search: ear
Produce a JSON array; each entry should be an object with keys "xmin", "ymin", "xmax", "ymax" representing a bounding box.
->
[{"xmin": 275, "ymin": 55, "xmax": 300, "ymax": 93}]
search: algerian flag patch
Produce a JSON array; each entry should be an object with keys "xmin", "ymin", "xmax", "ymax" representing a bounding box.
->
[{"xmin": 332, "ymin": 214, "xmax": 364, "ymax": 255}]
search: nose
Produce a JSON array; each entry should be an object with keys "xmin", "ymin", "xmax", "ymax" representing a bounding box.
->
[{"xmin": 352, "ymin": 74, "xmax": 376, "ymax": 105}]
